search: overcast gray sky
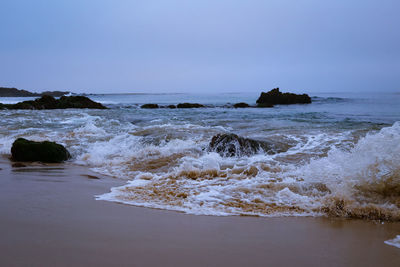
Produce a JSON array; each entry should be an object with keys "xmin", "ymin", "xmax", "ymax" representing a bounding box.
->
[{"xmin": 0, "ymin": 0, "xmax": 399, "ymax": 94}]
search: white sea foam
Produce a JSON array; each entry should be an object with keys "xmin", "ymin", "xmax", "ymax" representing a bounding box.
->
[
  {"xmin": 1, "ymin": 104, "xmax": 399, "ymax": 219},
  {"xmin": 96, "ymin": 122, "xmax": 400, "ymax": 219},
  {"xmin": 384, "ymin": 235, "xmax": 400, "ymax": 248}
]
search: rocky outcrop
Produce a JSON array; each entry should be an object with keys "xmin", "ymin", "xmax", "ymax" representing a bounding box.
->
[
  {"xmin": 177, "ymin": 103, "xmax": 205, "ymax": 108},
  {"xmin": 1, "ymin": 95, "xmax": 107, "ymax": 110},
  {"xmin": 233, "ymin": 102, "xmax": 250, "ymax": 108},
  {"xmin": 11, "ymin": 138, "xmax": 71, "ymax": 163},
  {"xmin": 141, "ymin": 104, "xmax": 159, "ymax": 109},
  {"xmin": 57, "ymin": 96, "xmax": 107, "ymax": 109},
  {"xmin": 0, "ymin": 87, "xmax": 69, "ymax": 97},
  {"xmin": 167, "ymin": 105, "xmax": 177, "ymax": 109},
  {"xmin": 256, "ymin": 88, "xmax": 311, "ymax": 106}
]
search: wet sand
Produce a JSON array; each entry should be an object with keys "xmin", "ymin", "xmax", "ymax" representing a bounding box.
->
[{"xmin": 0, "ymin": 158, "xmax": 399, "ymax": 267}]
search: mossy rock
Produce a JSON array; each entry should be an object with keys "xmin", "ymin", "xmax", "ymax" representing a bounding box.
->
[{"xmin": 11, "ymin": 138, "xmax": 71, "ymax": 163}]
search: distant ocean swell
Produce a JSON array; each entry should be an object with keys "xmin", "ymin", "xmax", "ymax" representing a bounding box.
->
[{"xmin": 0, "ymin": 95, "xmax": 399, "ymax": 220}]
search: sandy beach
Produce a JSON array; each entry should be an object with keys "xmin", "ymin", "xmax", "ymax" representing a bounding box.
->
[{"xmin": 0, "ymin": 157, "xmax": 398, "ymax": 267}]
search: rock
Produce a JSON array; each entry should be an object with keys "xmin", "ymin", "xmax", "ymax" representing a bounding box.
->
[
  {"xmin": 57, "ymin": 96, "xmax": 107, "ymax": 109},
  {"xmin": 208, "ymin": 133, "xmax": 269, "ymax": 157},
  {"xmin": 257, "ymin": 103, "xmax": 274, "ymax": 108},
  {"xmin": 9, "ymin": 95, "xmax": 59, "ymax": 109},
  {"xmin": 11, "ymin": 138, "xmax": 71, "ymax": 163},
  {"xmin": 177, "ymin": 103, "xmax": 205, "ymax": 108},
  {"xmin": 233, "ymin": 102, "xmax": 250, "ymax": 108},
  {"xmin": 2, "ymin": 95, "xmax": 107, "ymax": 110},
  {"xmin": 0, "ymin": 87, "xmax": 69, "ymax": 97},
  {"xmin": 256, "ymin": 88, "xmax": 311, "ymax": 105},
  {"xmin": 141, "ymin": 104, "xmax": 159, "ymax": 109},
  {"xmin": 208, "ymin": 133, "xmax": 291, "ymax": 157},
  {"xmin": 167, "ymin": 105, "xmax": 177, "ymax": 109},
  {"xmin": 12, "ymin": 163, "xmax": 27, "ymax": 168}
]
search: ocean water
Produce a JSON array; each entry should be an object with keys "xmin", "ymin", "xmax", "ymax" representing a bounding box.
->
[{"xmin": 1, "ymin": 92, "xmax": 400, "ymax": 220}]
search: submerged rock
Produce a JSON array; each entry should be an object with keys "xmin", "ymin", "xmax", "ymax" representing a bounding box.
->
[
  {"xmin": 2, "ymin": 95, "xmax": 107, "ymax": 110},
  {"xmin": 256, "ymin": 88, "xmax": 311, "ymax": 106},
  {"xmin": 177, "ymin": 103, "xmax": 205, "ymax": 108},
  {"xmin": 233, "ymin": 102, "xmax": 250, "ymax": 108},
  {"xmin": 11, "ymin": 138, "xmax": 71, "ymax": 163},
  {"xmin": 141, "ymin": 104, "xmax": 159, "ymax": 109}
]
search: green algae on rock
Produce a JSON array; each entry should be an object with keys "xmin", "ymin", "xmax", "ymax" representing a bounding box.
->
[{"xmin": 11, "ymin": 138, "xmax": 71, "ymax": 163}]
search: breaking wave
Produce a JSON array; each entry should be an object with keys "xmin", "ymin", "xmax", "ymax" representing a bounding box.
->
[
  {"xmin": 96, "ymin": 122, "xmax": 400, "ymax": 220},
  {"xmin": 0, "ymin": 102, "xmax": 399, "ymax": 221}
]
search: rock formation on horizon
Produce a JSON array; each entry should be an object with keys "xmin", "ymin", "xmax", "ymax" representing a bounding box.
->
[
  {"xmin": 0, "ymin": 87, "xmax": 70, "ymax": 97},
  {"xmin": 256, "ymin": 88, "xmax": 311, "ymax": 106},
  {"xmin": 0, "ymin": 95, "xmax": 107, "ymax": 110}
]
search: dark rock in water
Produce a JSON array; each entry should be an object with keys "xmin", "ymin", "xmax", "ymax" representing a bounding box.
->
[
  {"xmin": 233, "ymin": 102, "xmax": 250, "ymax": 108},
  {"xmin": 167, "ymin": 105, "xmax": 177, "ymax": 109},
  {"xmin": 2, "ymin": 95, "xmax": 107, "ymax": 110},
  {"xmin": 12, "ymin": 162, "xmax": 27, "ymax": 168},
  {"xmin": 208, "ymin": 133, "xmax": 291, "ymax": 157},
  {"xmin": 9, "ymin": 95, "xmax": 59, "ymax": 109},
  {"xmin": 11, "ymin": 138, "xmax": 71, "ymax": 163},
  {"xmin": 141, "ymin": 104, "xmax": 159, "ymax": 109},
  {"xmin": 57, "ymin": 96, "xmax": 107, "ymax": 109},
  {"xmin": 257, "ymin": 103, "xmax": 274, "ymax": 108},
  {"xmin": 256, "ymin": 88, "xmax": 311, "ymax": 105},
  {"xmin": 208, "ymin": 134, "xmax": 269, "ymax": 157},
  {"xmin": 177, "ymin": 103, "xmax": 205, "ymax": 108}
]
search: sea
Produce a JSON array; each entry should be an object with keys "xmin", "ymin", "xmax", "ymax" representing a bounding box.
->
[{"xmin": 1, "ymin": 91, "xmax": 400, "ymax": 222}]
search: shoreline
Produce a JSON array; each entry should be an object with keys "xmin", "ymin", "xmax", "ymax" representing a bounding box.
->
[{"xmin": 0, "ymin": 158, "xmax": 399, "ymax": 266}]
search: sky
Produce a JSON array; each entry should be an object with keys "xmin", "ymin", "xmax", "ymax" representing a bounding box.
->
[{"xmin": 0, "ymin": 0, "xmax": 399, "ymax": 94}]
